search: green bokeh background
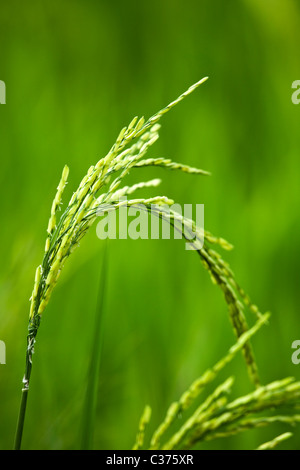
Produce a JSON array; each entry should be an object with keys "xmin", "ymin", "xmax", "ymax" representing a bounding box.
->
[{"xmin": 0, "ymin": 0, "xmax": 300, "ymax": 450}]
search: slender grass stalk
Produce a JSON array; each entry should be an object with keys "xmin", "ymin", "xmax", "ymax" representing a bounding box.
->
[
  {"xmin": 14, "ymin": 382, "xmax": 29, "ymax": 450},
  {"xmin": 81, "ymin": 243, "xmax": 108, "ymax": 449}
]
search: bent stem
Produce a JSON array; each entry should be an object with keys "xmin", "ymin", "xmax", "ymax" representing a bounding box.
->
[
  {"xmin": 14, "ymin": 318, "xmax": 40, "ymax": 450},
  {"xmin": 16, "ymin": 79, "xmax": 264, "ymax": 449}
]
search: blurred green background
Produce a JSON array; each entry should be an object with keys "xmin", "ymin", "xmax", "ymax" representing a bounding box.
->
[{"xmin": 1, "ymin": 0, "xmax": 300, "ymax": 450}]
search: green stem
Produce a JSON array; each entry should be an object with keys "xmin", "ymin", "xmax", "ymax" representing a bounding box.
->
[
  {"xmin": 81, "ymin": 244, "xmax": 108, "ymax": 449},
  {"xmin": 14, "ymin": 324, "xmax": 37, "ymax": 450},
  {"xmin": 14, "ymin": 387, "xmax": 29, "ymax": 450}
]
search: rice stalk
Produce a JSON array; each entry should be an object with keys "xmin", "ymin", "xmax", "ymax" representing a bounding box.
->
[
  {"xmin": 180, "ymin": 378, "xmax": 300, "ymax": 449},
  {"xmin": 148, "ymin": 313, "xmax": 269, "ymax": 450},
  {"xmin": 204, "ymin": 416, "xmax": 300, "ymax": 441},
  {"xmin": 15, "ymin": 77, "xmax": 263, "ymax": 449},
  {"xmin": 257, "ymin": 432, "xmax": 293, "ymax": 450},
  {"xmin": 134, "ymin": 158, "xmax": 211, "ymax": 175},
  {"xmin": 133, "ymin": 314, "xmax": 300, "ymax": 450},
  {"xmin": 132, "ymin": 405, "xmax": 152, "ymax": 450}
]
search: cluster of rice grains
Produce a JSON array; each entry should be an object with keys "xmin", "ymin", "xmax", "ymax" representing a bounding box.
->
[
  {"xmin": 134, "ymin": 314, "xmax": 300, "ymax": 450},
  {"xmin": 17, "ymin": 78, "xmax": 300, "ymax": 450}
]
